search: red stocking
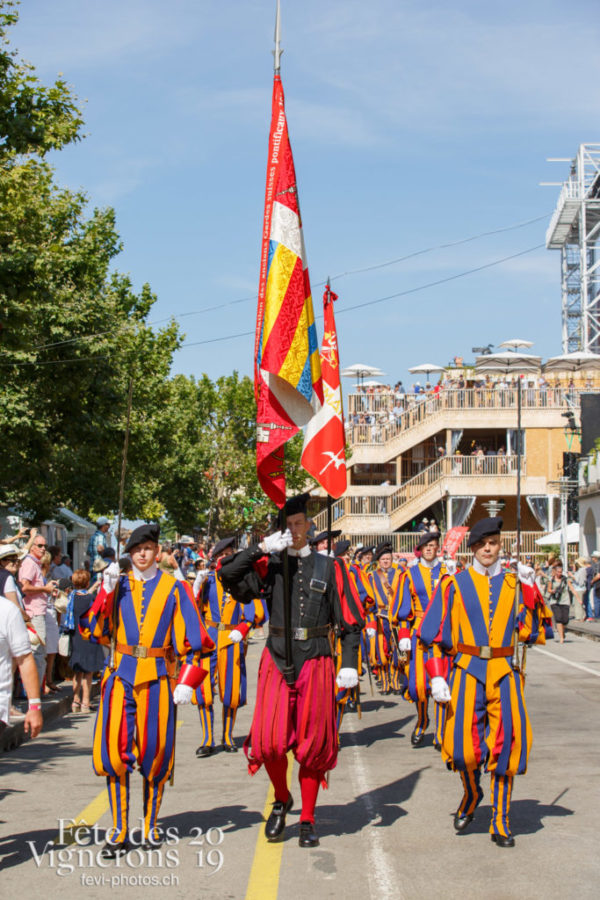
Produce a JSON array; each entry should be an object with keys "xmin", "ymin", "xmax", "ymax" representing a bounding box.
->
[
  {"xmin": 298, "ymin": 765, "xmax": 320, "ymax": 824},
  {"xmin": 264, "ymin": 757, "xmax": 290, "ymax": 804}
]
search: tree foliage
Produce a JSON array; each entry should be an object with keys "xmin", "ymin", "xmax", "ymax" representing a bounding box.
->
[
  {"xmin": 159, "ymin": 373, "xmax": 307, "ymax": 537},
  {"xmin": 0, "ymin": 3, "xmax": 307, "ymax": 533}
]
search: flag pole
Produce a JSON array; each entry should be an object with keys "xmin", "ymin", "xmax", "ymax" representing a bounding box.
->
[{"xmin": 272, "ymin": 0, "xmax": 294, "ymax": 687}]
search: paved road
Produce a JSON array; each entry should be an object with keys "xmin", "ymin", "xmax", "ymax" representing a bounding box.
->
[{"xmin": 1, "ymin": 633, "xmax": 599, "ymax": 899}]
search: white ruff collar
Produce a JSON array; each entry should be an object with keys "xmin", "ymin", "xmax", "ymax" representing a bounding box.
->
[
  {"xmin": 131, "ymin": 561, "xmax": 158, "ymax": 582},
  {"xmin": 472, "ymin": 558, "xmax": 502, "ymax": 577},
  {"xmin": 288, "ymin": 545, "xmax": 311, "ymax": 558}
]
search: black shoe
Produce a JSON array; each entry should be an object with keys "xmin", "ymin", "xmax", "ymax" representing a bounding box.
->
[
  {"xmin": 453, "ymin": 812, "xmax": 474, "ymax": 833},
  {"xmin": 346, "ymin": 699, "xmax": 357, "ymax": 712},
  {"xmin": 265, "ymin": 793, "xmax": 294, "ymax": 842},
  {"xmin": 491, "ymin": 833, "xmax": 515, "ymax": 848},
  {"xmin": 100, "ymin": 840, "xmax": 130, "ymax": 859},
  {"xmin": 140, "ymin": 835, "xmax": 164, "ymax": 852},
  {"xmin": 298, "ymin": 821, "xmax": 319, "ymax": 848},
  {"xmin": 433, "ymin": 741, "xmax": 442, "ymax": 752},
  {"xmin": 411, "ymin": 729, "xmax": 425, "ymax": 746},
  {"xmin": 222, "ymin": 743, "xmax": 238, "ymax": 753},
  {"xmin": 196, "ymin": 745, "xmax": 215, "ymax": 758}
]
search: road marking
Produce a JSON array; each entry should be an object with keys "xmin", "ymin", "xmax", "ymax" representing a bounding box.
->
[
  {"xmin": 54, "ymin": 789, "xmax": 109, "ymax": 845},
  {"xmin": 55, "ymin": 718, "xmax": 185, "ymax": 844},
  {"xmin": 245, "ymin": 753, "xmax": 293, "ymax": 900},
  {"xmin": 531, "ymin": 646, "xmax": 600, "ymax": 677},
  {"xmin": 346, "ymin": 717, "xmax": 400, "ymax": 900}
]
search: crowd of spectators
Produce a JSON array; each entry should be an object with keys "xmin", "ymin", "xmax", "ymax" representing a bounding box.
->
[{"xmin": 346, "ymin": 373, "xmax": 598, "ymax": 445}]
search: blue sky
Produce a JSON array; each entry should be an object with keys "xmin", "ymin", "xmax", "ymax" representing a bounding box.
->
[{"xmin": 13, "ymin": 0, "xmax": 600, "ymax": 388}]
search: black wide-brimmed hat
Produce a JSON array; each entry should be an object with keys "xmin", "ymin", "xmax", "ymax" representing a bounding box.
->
[
  {"xmin": 211, "ymin": 536, "xmax": 236, "ymax": 560},
  {"xmin": 333, "ymin": 540, "xmax": 351, "ymax": 557},
  {"xmin": 276, "ymin": 492, "xmax": 311, "ymax": 528}
]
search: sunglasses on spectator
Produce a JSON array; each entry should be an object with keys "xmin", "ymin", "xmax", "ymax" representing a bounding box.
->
[{"xmin": 34, "ymin": 542, "xmax": 47, "ymax": 548}]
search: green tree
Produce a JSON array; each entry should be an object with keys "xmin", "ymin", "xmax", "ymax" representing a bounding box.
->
[
  {"xmin": 0, "ymin": 4, "xmax": 181, "ymax": 521},
  {"xmin": 159, "ymin": 373, "xmax": 307, "ymax": 537}
]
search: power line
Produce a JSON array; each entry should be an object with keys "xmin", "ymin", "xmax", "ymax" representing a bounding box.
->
[
  {"xmin": 18, "ymin": 210, "xmax": 550, "ymax": 356},
  {"xmin": 179, "ymin": 243, "xmax": 545, "ymax": 349}
]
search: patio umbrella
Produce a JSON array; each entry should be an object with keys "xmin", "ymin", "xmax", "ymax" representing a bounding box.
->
[
  {"xmin": 498, "ymin": 338, "xmax": 534, "ymax": 350},
  {"xmin": 408, "ymin": 363, "xmax": 446, "ymax": 379},
  {"xmin": 341, "ymin": 363, "xmax": 384, "ymax": 386},
  {"xmin": 543, "ymin": 351, "xmax": 600, "ymax": 373},
  {"xmin": 355, "ymin": 379, "xmax": 385, "ymax": 388}
]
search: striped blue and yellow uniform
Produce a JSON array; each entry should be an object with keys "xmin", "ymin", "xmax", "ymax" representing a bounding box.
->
[
  {"xmin": 367, "ymin": 567, "xmax": 402, "ymax": 693},
  {"xmin": 391, "ymin": 561, "xmax": 448, "ymax": 741},
  {"xmin": 419, "ymin": 567, "xmax": 551, "ymax": 837},
  {"xmin": 196, "ymin": 569, "xmax": 265, "ymax": 749},
  {"xmin": 81, "ymin": 570, "xmax": 208, "ymax": 844}
]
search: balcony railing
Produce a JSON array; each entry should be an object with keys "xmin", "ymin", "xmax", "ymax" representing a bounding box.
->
[
  {"xmin": 314, "ymin": 454, "xmax": 525, "ymax": 530},
  {"xmin": 346, "ymin": 387, "xmax": 583, "ymax": 446}
]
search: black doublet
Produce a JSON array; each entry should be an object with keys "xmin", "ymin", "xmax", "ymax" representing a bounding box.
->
[{"xmin": 220, "ymin": 545, "xmax": 361, "ymax": 679}]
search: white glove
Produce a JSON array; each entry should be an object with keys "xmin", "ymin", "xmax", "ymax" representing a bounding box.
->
[
  {"xmin": 430, "ymin": 676, "xmax": 451, "ymax": 703},
  {"xmin": 229, "ymin": 629, "xmax": 243, "ymax": 643},
  {"xmin": 399, "ymin": 637, "xmax": 411, "ymax": 652},
  {"xmin": 366, "ymin": 628, "xmax": 376, "ymax": 639},
  {"xmin": 173, "ymin": 684, "xmax": 194, "ymax": 705},
  {"xmin": 336, "ymin": 667, "xmax": 359, "ymax": 689},
  {"xmin": 517, "ymin": 562, "xmax": 535, "ymax": 587},
  {"xmin": 260, "ymin": 529, "xmax": 293, "ymax": 554},
  {"xmin": 102, "ymin": 562, "xmax": 120, "ymax": 592},
  {"xmin": 445, "ymin": 559, "xmax": 457, "ymax": 576}
]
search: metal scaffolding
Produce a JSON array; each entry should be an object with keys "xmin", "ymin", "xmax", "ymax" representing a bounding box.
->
[{"xmin": 546, "ymin": 144, "xmax": 600, "ymax": 353}]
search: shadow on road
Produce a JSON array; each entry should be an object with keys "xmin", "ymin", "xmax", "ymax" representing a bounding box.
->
[
  {"xmin": 340, "ymin": 714, "xmax": 414, "ymax": 749},
  {"xmin": 307, "ymin": 767, "xmax": 429, "ymax": 839}
]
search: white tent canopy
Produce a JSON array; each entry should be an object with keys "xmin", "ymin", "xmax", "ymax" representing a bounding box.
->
[
  {"xmin": 543, "ymin": 351, "xmax": 600, "ymax": 373},
  {"xmin": 535, "ymin": 522, "xmax": 580, "ymax": 546}
]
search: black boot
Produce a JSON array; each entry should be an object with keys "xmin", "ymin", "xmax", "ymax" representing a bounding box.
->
[
  {"xmin": 491, "ymin": 833, "xmax": 515, "ymax": 848},
  {"xmin": 298, "ymin": 821, "xmax": 319, "ymax": 848},
  {"xmin": 453, "ymin": 812, "xmax": 474, "ymax": 832},
  {"xmin": 196, "ymin": 745, "xmax": 214, "ymax": 758},
  {"xmin": 264, "ymin": 794, "xmax": 293, "ymax": 842},
  {"xmin": 99, "ymin": 840, "xmax": 130, "ymax": 859}
]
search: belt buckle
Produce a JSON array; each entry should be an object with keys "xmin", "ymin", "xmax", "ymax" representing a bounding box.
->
[
  {"xmin": 479, "ymin": 646, "xmax": 491, "ymax": 660},
  {"xmin": 293, "ymin": 627, "xmax": 308, "ymax": 640},
  {"xmin": 133, "ymin": 645, "xmax": 148, "ymax": 659},
  {"xmin": 218, "ymin": 623, "xmax": 226, "ymax": 632}
]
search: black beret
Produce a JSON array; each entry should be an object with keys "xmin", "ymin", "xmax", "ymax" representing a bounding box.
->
[
  {"xmin": 333, "ymin": 540, "xmax": 351, "ymax": 557},
  {"xmin": 277, "ymin": 492, "xmax": 311, "ymax": 527},
  {"xmin": 416, "ymin": 531, "xmax": 441, "ymax": 550},
  {"xmin": 211, "ymin": 536, "xmax": 235, "ymax": 560},
  {"xmin": 375, "ymin": 541, "xmax": 393, "ymax": 560},
  {"xmin": 467, "ymin": 517, "xmax": 503, "ymax": 548},
  {"xmin": 310, "ymin": 529, "xmax": 341, "ymax": 546},
  {"xmin": 124, "ymin": 522, "xmax": 160, "ymax": 553},
  {"xmin": 357, "ymin": 545, "xmax": 375, "ymax": 559}
]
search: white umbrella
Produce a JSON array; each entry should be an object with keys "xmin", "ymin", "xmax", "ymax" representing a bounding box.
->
[
  {"xmin": 475, "ymin": 351, "xmax": 542, "ymax": 374},
  {"xmin": 543, "ymin": 351, "xmax": 600, "ymax": 373},
  {"xmin": 355, "ymin": 379, "xmax": 385, "ymax": 388},
  {"xmin": 499, "ymin": 338, "xmax": 534, "ymax": 350},
  {"xmin": 341, "ymin": 363, "xmax": 384, "ymax": 378},
  {"xmin": 408, "ymin": 363, "xmax": 446, "ymax": 378}
]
